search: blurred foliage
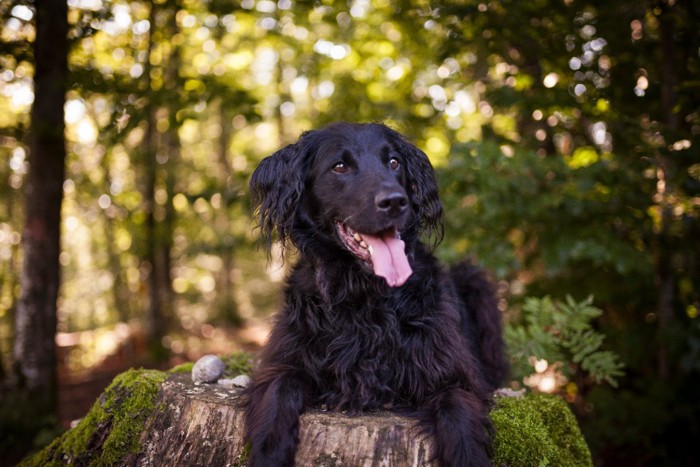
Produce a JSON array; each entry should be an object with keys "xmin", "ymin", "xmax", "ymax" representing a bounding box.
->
[
  {"xmin": 506, "ymin": 295, "xmax": 624, "ymax": 388},
  {"xmin": 438, "ymin": 141, "xmax": 653, "ymax": 288},
  {"xmin": 0, "ymin": 0, "xmax": 699, "ymax": 465}
]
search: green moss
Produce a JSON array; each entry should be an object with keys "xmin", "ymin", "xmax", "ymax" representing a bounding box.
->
[
  {"xmin": 222, "ymin": 352, "xmax": 254, "ymax": 377},
  {"xmin": 230, "ymin": 441, "xmax": 251, "ymax": 467},
  {"xmin": 20, "ymin": 369, "xmax": 167, "ymax": 467},
  {"xmin": 167, "ymin": 361, "xmax": 194, "ymax": 374},
  {"xmin": 491, "ymin": 393, "xmax": 592, "ymax": 467}
]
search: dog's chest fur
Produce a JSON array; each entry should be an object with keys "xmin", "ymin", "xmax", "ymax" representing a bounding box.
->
[{"xmin": 281, "ymin": 246, "xmax": 468, "ymax": 413}]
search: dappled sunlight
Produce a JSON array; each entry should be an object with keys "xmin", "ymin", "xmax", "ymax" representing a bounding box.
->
[
  {"xmin": 1, "ymin": 0, "xmax": 699, "ymax": 462},
  {"xmin": 2, "ymin": 0, "xmax": 694, "ymax": 349},
  {"xmin": 523, "ymin": 358, "xmax": 568, "ymax": 394},
  {"xmin": 161, "ymin": 319, "xmax": 269, "ymax": 362},
  {"xmin": 56, "ymin": 322, "xmax": 136, "ymax": 374}
]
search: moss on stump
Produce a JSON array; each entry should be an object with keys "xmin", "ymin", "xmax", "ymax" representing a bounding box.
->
[
  {"xmin": 20, "ymin": 369, "xmax": 167, "ymax": 466},
  {"xmin": 491, "ymin": 393, "xmax": 593, "ymax": 466},
  {"xmin": 20, "ymin": 355, "xmax": 592, "ymax": 466}
]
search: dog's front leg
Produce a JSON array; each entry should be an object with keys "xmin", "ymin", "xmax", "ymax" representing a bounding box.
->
[
  {"xmin": 245, "ymin": 370, "xmax": 308, "ymax": 467},
  {"xmin": 421, "ymin": 387, "xmax": 493, "ymax": 467}
]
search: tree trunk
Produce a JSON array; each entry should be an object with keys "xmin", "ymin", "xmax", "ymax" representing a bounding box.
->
[
  {"xmin": 216, "ymin": 102, "xmax": 241, "ymax": 325},
  {"xmin": 157, "ymin": 0, "xmax": 180, "ymax": 331},
  {"xmin": 142, "ymin": 2, "xmax": 170, "ymax": 355},
  {"xmin": 12, "ymin": 0, "xmax": 68, "ymax": 414},
  {"xmin": 655, "ymin": 2, "xmax": 680, "ymax": 380},
  {"xmin": 128, "ymin": 374, "xmax": 435, "ymax": 466}
]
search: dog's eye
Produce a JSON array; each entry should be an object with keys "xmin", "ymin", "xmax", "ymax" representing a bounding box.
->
[
  {"xmin": 389, "ymin": 157, "xmax": 400, "ymax": 170},
  {"xmin": 332, "ymin": 162, "xmax": 348, "ymax": 174}
]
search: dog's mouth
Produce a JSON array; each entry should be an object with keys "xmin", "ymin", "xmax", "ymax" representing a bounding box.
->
[{"xmin": 335, "ymin": 222, "xmax": 412, "ymax": 287}]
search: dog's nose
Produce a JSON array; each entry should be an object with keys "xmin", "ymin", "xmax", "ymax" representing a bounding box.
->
[{"xmin": 375, "ymin": 191, "xmax": 408, "ymax": 214}]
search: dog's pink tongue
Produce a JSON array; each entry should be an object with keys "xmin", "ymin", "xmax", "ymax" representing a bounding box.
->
[{"xmin": 362, "ymin": 232, "xmax": 412, "ymax": 287}]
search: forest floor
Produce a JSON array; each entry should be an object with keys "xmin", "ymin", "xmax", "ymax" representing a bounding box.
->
[{"xmin": 56, "ymin": 320, "xmax": 268, "ymax": 427}]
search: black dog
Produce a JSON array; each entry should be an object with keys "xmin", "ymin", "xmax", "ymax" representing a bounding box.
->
[{"xmin": 245, "ymin": 122, "xmax": 506, "ymax": 466}]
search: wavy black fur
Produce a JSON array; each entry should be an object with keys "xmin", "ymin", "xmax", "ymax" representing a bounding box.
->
[{"xmin": 245, "ymin": 122, "xmax": 506, "ymax": 466}]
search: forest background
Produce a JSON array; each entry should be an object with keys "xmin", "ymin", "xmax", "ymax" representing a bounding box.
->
[{"xmin": 1, "ymin": 0, "xmax": 699, "ymax": 465}]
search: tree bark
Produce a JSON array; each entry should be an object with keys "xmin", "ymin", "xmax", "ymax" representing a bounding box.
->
[
  {"xmin": 129, "ymin": 374, "xmax": 434, "ymax": 466},
  {"xmin": 216, "ymin": 101, "xmax": 241, "ymax": 325},
  {"xmin": 142, "ymin": 2, "xmax": 172, "ymax": 353},
  {"xmin": 12, "ymin": 0, "xmax": 68, "ymax": 413},
  {"xmin": 655, "ymin": 1, "xmax": 680, "ymax": 380}
]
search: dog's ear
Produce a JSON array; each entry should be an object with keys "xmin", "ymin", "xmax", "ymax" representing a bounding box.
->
[
  {"xmin": 249, "ymin": 142, "xmax": 306, "ymax": 255},
  {"xmin": 392, "ymin": 133, "xmax": 444, "ymax": 244}
]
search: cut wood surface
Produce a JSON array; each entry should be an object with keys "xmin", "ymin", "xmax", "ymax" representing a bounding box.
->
[{"xmin": 130, "ymin": 373, "xmax": 434, "ymax": 466}]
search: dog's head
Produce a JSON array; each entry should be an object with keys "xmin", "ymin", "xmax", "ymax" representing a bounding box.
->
[{"xmin": 250, "ymin": 122, "xmax": 442, "ymax": 287}]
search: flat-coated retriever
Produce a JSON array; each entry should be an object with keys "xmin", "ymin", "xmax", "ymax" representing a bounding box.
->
[{"xmin": 245, "ymin": 122, "xmax": 506, "ymax": 466}]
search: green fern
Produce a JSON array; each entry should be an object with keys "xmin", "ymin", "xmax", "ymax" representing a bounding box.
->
[{"xmin": 506, "ymin": 295, "xmax": 625, "ymax": 388}]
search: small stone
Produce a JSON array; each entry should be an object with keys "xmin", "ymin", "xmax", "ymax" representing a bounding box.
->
[
  {"xmin": 231, "ymin": 374, "xmax": 251, "ymax": 388},
  {"xmin": 218, "ymin": 374, "xmax": 251, "ymax": 389},
  {"xmin": 494, "ymin": 387, "xmax": 526, "ymax": 399},
  {"xmin": 192, "ymin": 354, "xmax": 226, "ymax": 384},
  {"xmin": 217, "ymin": 378, "xmax": 235, "ymax": 388}
]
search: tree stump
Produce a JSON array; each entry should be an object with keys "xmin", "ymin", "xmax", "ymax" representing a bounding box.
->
[
  {"xmin": 132, "ymin": 373, "xmax": 433, "ymax": 466},
  {"xmin": 21, "ymin": 363, "xmax": 593, "ymax": 466}
]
